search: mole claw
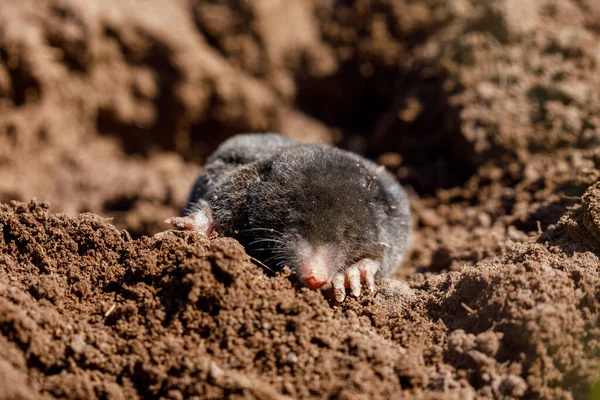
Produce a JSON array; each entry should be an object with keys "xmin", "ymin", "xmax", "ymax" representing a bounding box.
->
[
  {"xmin": 365, "ymin": 274, "xmax": 375, "ymax": 292},
  {"xmin": 333, "ymin": 273, "xmax": 346, "ymax": 302},
  {"xmin": 346, "ymin": 265, "xmax": 361, "ymax": 297},
  {"xmin": 356, "ymin": 258, "xmax": 379, "ymax": 294}
]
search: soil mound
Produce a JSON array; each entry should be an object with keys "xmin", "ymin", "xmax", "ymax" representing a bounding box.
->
[{"xmin": 2, "ymin": 198, "xmax": 599, "ymax": 398}]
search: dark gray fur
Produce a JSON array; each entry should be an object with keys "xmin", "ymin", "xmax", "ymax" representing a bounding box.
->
[{"xmin": 185, "ymin": 133, "xmax": 411, "ymax": 278}]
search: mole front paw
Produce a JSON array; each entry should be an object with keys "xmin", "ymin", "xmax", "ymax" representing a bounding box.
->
[
  {"xmin": 331, "ymin": 258, "xmax": 379, "ymax": 302},
  {"xmin": 164, "ymin": 201, "xmax": 215, "ymax": 237}
]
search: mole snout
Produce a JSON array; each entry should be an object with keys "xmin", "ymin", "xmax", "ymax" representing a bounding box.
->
[
  {"xmin": 165, "ymin": 133, "xmax": 412, "ymax": 302},
  {"xmin": 296, "ymin": 242, "xmax": 336, "ymax": 289}
]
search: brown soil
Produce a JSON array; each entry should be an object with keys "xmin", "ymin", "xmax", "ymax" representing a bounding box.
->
[{"xmin": 2, "ymin": 0, "xmax": 600, "ymax": 398}]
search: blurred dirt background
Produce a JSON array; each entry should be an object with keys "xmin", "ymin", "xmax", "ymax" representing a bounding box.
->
[{"xmin": 2, "ymin": 0, "xmax": 600, "ymax": 398}]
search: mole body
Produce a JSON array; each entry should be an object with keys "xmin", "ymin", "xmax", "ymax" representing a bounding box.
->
[{"xmin": 166, "ymin": 133, "xmax": 411, "ymax": 301}]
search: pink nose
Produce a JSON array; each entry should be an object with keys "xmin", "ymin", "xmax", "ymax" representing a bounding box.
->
[{"xmin": 303, "ymin": 276, "xmax": 328, "ymax": 289}]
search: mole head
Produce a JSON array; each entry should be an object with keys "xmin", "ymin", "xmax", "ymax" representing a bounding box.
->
[{"xmin": 243, "ymin": 145, "xmax": 386, "ymax": 288}]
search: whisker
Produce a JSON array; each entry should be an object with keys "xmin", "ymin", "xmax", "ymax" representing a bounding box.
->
[
  {"xmin": 263, "ymin": 253, "xmax": 291, "ymax": 267},
  {"xmin": 252, "ymin": 248, "xmax": 284, "ymax": 253},
  {"xmin": 249, "ymin": 255, "xmax": 275, "ymax": 273},
  {"xmin": 248, "ymin": 238, "xmax": 286, "ymax": 247},
  {"xmin": 252, "ymin": 247, "xmax": 287, "ymax": 253},
  {"xmin": 241, "ymin": 227, "xmax": 284, "ymax": 235},
  {"xmin": 263, "ymin": 254, "xmax": 280, "ymax": 263}
]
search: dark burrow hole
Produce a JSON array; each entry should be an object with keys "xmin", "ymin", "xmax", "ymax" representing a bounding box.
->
[{"xmin": 294, "ymin": 63, "xmax": 478, "ymax": 194}]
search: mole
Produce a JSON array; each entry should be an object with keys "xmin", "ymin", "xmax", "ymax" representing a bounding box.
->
[{"xmin": 165, "ymin": 133, "xmax": 411, "ymax": 302}]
